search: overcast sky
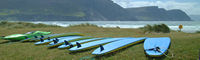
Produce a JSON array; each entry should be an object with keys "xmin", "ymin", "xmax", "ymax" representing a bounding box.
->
[{"xmin": 111, "ymin": 0, "xmax": 200, "ymax": 15}]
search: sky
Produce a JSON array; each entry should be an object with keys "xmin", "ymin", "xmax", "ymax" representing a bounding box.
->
[{"xmin": 111, "ymin": 0, "xmax": 200, "ymax": 15}]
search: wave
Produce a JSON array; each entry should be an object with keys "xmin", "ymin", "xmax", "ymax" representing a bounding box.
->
[{"xmin": 30, "ymin": 21, "xmax": 200, "ymax": 33}]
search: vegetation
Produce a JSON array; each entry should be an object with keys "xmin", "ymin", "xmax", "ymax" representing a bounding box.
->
[
  {"xmin": 0, "ymin": 22, "xmax": 199, "ymax": 60},
  {"xmin": 196, "ymin": 31, "xmax": 200, "ymax": 33},
  {"xmin": 142, "ymin": 24, "xmax": 170, "ymax": 33},
  {"xmin": 68, "ymin": 23, "xmax": 99, "ymax": 27}
]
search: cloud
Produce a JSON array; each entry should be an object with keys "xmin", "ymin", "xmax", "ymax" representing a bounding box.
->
[{"xmin": 112, "ymin": 0, "xmax": 200, "ymax": 15}]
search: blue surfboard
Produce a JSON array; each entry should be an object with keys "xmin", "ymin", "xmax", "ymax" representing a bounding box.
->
[
  {"xmin": 47, "ymin": 36, "xmax": 83, "ymax": 48},
  {"xmin": 144, "ymin": 37, "xmax": 171, "ymax": 57},
  {"xmin": 69, "ymin": 37, "xmax": 133, "ymax": 51},
  {"xmin": 92, "ymin": 37, "xmax": 146, "ymax": 55},
  {"xmin": 34, "ymin": 36, "xmax": 80, "ymax": 45},
  {"xmin": 58, "ymin": 38, "xmax": 109, "ymax": 49}
]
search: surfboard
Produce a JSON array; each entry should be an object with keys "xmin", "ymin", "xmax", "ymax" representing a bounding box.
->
[
  {"xmin": 69, "ymin": 37, "xmax": 133, "ymax": 51},
  {"xmin": 21, "ymin": 33, "xmax": 64, "ymax": 42},
  {"xmin": 47, "ymin": 36, "xmax": 84, "ymax": 48},
  {"xmin": 144, "ymin": 37, "xmax": 171, "ymax": 57},
  {"xmin": 21, "ymin": 33, "xmax": 84, "ymax": 42},
  {"xmin": 92, "ymin": 37, "xmax": 146, "ymax": 55},
  {"xmin": 58, "ymin": 38, "xmax": 109, "ymax": 49},
  {"xmin": 34, "ymin": 36, "xmax": 81, "ymax": 45}
]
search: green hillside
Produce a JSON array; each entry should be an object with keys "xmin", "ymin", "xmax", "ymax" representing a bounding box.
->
[{"xmin": 0, "ymin": 0, "xmax": 191, "ymax": 21}]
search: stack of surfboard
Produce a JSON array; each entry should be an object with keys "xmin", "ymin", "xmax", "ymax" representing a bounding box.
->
[
  {"xmin": 32, "ymin": 33, "xmax": 170, "ymax": 57},
  {"xmin": 3, "ymin": 32, "xmax": 171, "ymax": 57},
  {"xmin": 90, "ymin": 37, "xmax": 171, "ymax": 57},
  {"xmin": 69, "ymin": 38, "xmax": 133, "ymax": 51},
  {"xmin": 92, "ymin": 37, "xmax": 146, "ymax": 55}
]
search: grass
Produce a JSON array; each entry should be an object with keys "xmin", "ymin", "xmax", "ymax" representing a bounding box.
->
[{"xmin": 0, "ymin": 22, "xmax": 200, "ymax": 60}]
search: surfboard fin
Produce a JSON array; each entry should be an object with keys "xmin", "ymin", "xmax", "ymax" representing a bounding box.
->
[
  {"xmin": 40, "ymin": 38, "xmax": 44, "ymax": 42},
  {"xmin": 41, "ymin": 35, "xmax": 44, "ymax": 38},
  {"xmin": 24, "ymin": 36, "xmax": 28, "ymax": 39},
  {"xmin": 100, "ymin": 45, "xmax": 104, "ymax": 51},
  {"xmin": 146, "ymin": 47, "xmax": 161, "ymax": 53},
  {"xmin": 34, "ymin": 36, "xmax": 38, "ymax": 38},
  {"xmin": 53, "ymin": 40, "xmax": 57, "ymax": 44},
  {"xmin": 76, "ymin": 42, "xmax": 81, "ymax": 48},
  {"xmin": 155, "ymin": 47, "xmax": 161, "ymax": 53},
  {"xmin": 47, "ymin": 37, "xmax": 50, "ymax": 40},
  {"xmin": 69, "ymin": 44, "xmax": 74, "ymax": 48},
  {"xmin": 55, "ymin": 38, "xmax": 59, "ymax": 42},
  {"xmin": 55, "ymin": 38, "xmax": 58, "ymax": 40},
  {"xmin": 64, "ymin": 40, "xmax": 69, "ymax": 45}
]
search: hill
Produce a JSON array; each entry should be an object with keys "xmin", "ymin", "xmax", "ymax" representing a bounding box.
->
[
  {"xmin": 0, "ymin": 0, "xmax": 191, "ymax": 21},
  {"xmin": 126, "ymin": 6, "xmax": 191, "ymax": 21}
]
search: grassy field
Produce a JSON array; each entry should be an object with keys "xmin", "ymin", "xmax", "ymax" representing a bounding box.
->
[{"xmin": 0, "ymin": 22, "xmax": 199, "ymax": 60}]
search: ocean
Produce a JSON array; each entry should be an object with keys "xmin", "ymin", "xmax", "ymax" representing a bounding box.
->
[{"xmin": 29, "ymin": 21, "xmax": 200, "ymax": 33}]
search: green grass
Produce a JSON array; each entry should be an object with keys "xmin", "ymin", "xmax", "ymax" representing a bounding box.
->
[{"xmin": 0, "ymin": 22, "xmax": 200, "ymax": 60}]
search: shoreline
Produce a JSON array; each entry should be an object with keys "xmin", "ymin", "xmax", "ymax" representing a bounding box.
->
[{"xmin": 1, "ymin": 21, "xmax": 199, "ymax": 33}]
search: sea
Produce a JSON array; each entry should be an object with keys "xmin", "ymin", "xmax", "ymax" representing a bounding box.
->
[{"xmin": 28, "ymin": 21, "xmax": 200, "ymax": 33}]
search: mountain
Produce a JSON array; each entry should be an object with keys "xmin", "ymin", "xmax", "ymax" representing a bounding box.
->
[
  {"xmin": 0, "ymin": 0, "xmax": 191, "ymax": 21},
  {"xmin": 0, "ymin": 0, "xmax": 134, "ymax": 21},
  {"xmin": 126, "ymin": 6, "xmax": 191, "ymax": 21},
  {"xmin": 189, "ymin": 15, "xmax": 200, "ymax": 21},
  {"xmin": 77, "ymin": 0, "xmax": 136, "ymax": 21}
]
